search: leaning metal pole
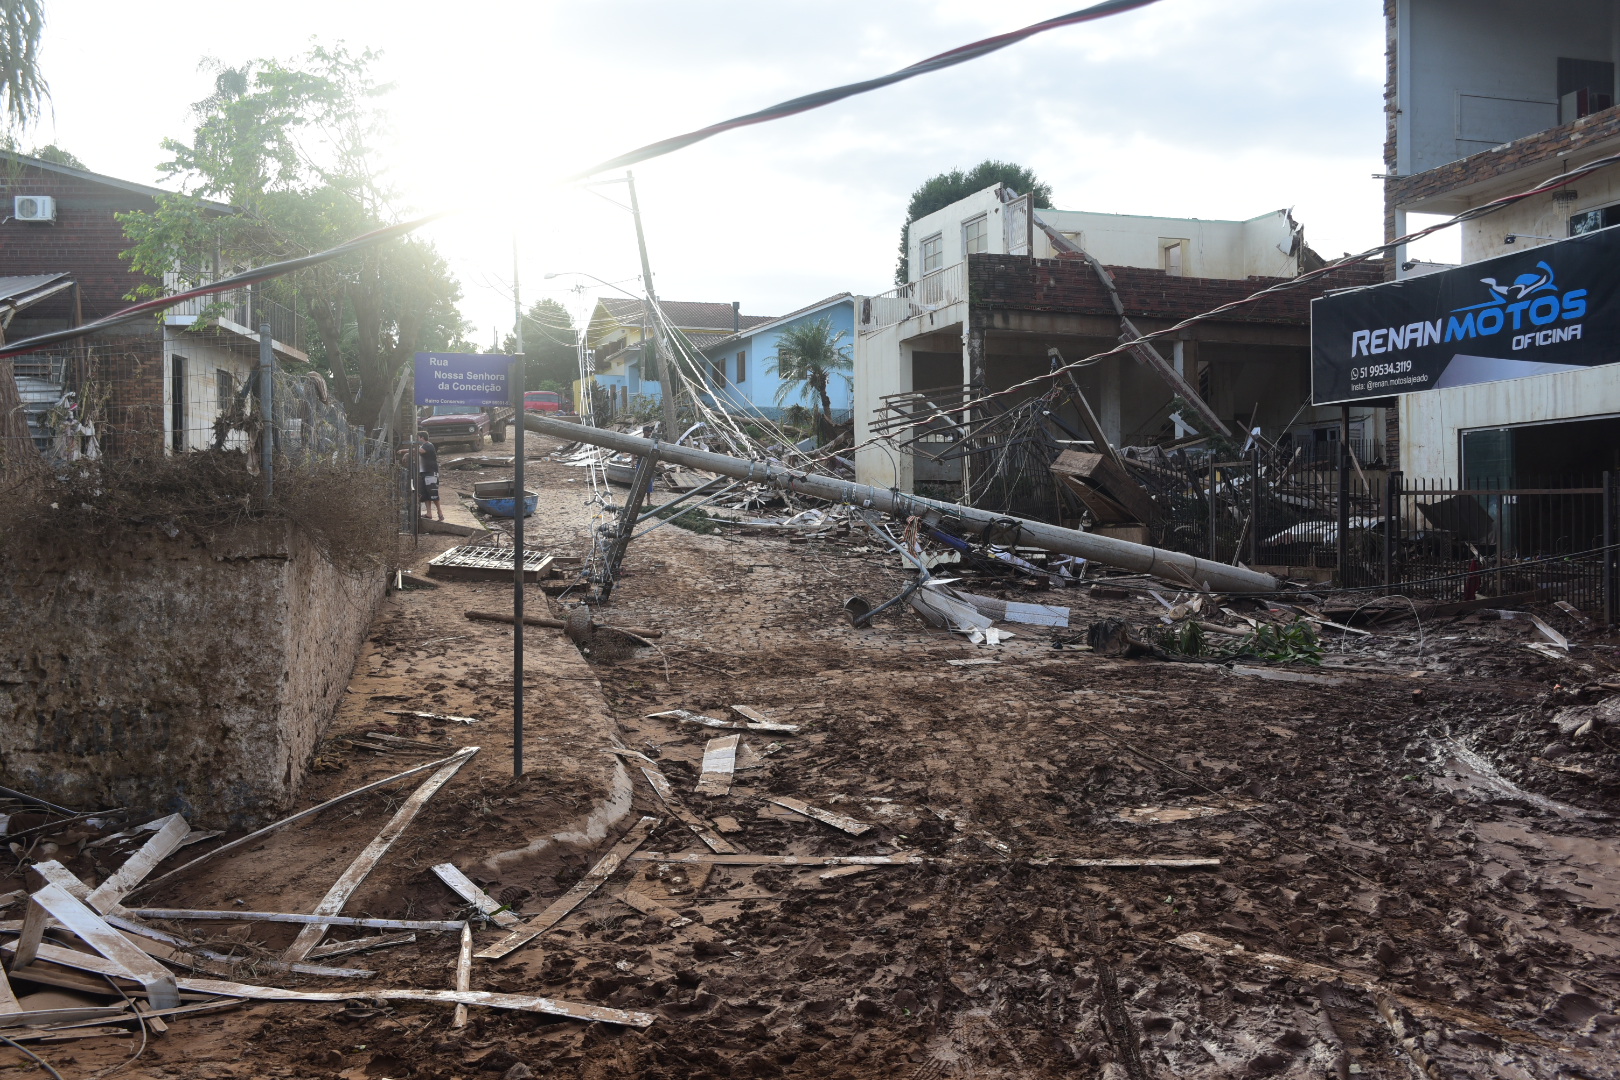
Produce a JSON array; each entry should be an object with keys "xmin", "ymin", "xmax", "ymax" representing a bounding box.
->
[{"xmin": 523, "ymin": 414, "xmax": 1281, "ymax": 594}]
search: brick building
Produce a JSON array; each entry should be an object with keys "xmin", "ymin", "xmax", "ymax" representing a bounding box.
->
[
  {"xmin": 2, "ymin": 152, "xmax": 303, "ymax": 458},
  {"xmin": 852, "ymin": 183, "xmax": 1385, "ymax": 498}
]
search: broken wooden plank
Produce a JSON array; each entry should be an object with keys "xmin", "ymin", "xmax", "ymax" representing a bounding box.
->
[
  {"xmin": 628, "ymin": 852, "xmax": 923, "ymax": 867},
  {"xmin": 0, "ymin": 1005, "xmax": 131, "ymax": 1030},
  {"xmin": 766, "ymin": 797, "xmax": 872, "ymax": 836},
  {"xmin": 130, "ymin": 910, "xmax": 464, "ymax": 932},
  {"xmin": 42, "ymin": 999, "xmax": 240, "ymax": 1031},
  {"xmin": 382, "ymin": 709, "xmax": 481, "ymax": 725},
  {"xmin": 307, "ymin": 932, "xmax": 416, "ymax": 961},
  {"xmin": 635, "ymin": 764, "xmax": 739, "ymax": 855},
  {"xmin": 475, "ymin": 816, "xmax": 660, "ymax": 961},
  {"xmin": 627, "ymin": 852, "xmax": 1218, "ymax": 869},
  {"xmin": 75, "ymin": 919, "xmax": 375, "ymax": 980},
  {"xmin": 694, "ymin": 735, "xmax": 739, "ymax": 797},
  {"xmin": 1229, "ymin": 665, "xmax": 1344, "ymax": 686},
  {"xmin": 616, "ymin": 888, "xmax": 692, "ymax": 929},
  {"xmin": 451, "ymin": 924, "xmax": 472, "ymax": 1030},
  {"xmin": 137, "ymin": 751, "xmax": 478, "ymax": 897},
  {"xmin": 172, "ymin": 977, "xmax": 657, "ymax": 1028},
  {"xmin": 21, "ymin": 883, "xmax": 179, "ymax": 1009},
  {"xmin": 283, "ymin": 746, "xmax": 479, "ymax": 962},
  {"xmin": 430, "ymin": 864, "xmax": 520, "ymax": 928},
  {"xmin": 818, "ymin": 864, "xmax": 877, "ymax": 883},
  {"xmin": 87, "ymin": 815, "xmax": 190, "ymax": 913},
  {"xmin": 1027, "ymin": 857, "xmax": 1222, "ymax": 869},
  {"xmin": 726, "ymin": 706, "xmax": 802, "ymax": 733},
  {"xmin": 649, "ymin": 708, "xmax": 799, "ymax": 734}
]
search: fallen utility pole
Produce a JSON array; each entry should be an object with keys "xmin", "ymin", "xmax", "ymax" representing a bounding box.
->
[{"xmin": 523, "ymin": 414, "xmax": 1279, "ymax": 594}]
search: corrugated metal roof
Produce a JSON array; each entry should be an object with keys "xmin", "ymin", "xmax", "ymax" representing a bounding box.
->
[
  {"xmin": 0, "ymin": 273, "xmax": 72, "ymax": 306},
  {"xmin": 597, "ymin": 297, "xmax": 775, "ymax": 331}
]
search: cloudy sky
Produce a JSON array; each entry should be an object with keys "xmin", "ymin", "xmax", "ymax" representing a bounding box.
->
[{"xmin": 30, "ymin": 0, "xmax": 1446, "ymax": 340}]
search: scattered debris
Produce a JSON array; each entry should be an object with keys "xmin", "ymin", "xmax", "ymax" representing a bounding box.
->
[
  {"xmin": 694, "ymin": 735, "xmax": 740, "ymax": 796},
  {"xmin": 648, "ymin": 708, "xmax": 800, "ymax": 734},
  {"xmin": 383, "ymin": 708, "xmax": 481, "ymax": 725},
  {"xmin": 766, "ymin": 796, "xmax": 873, "ymax": 836},
  {"xmin": 431, "ymin": 863, "xmax": 520, "ymax": 927},
  {"xmin": 476, "ymin": 817, "xmax": 660, "ymax": 960}
]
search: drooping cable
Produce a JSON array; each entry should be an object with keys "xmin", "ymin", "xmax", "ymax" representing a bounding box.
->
[{"xmin": 564, "ymin": 0, "xmax": 1162, "ymax": 181}]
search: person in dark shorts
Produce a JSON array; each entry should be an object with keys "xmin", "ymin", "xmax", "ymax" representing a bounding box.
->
[{"xmin": 401, "ymin": 431, "xmax": 443, "ymax": 521}]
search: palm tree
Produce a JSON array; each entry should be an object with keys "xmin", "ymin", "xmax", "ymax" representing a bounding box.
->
[
  {"xmin": 768, "ymin": 318, "xmax": 852, "ymax": 434},
  {"xmin": 0, "ymin": 0, "xmax": 47, "ymax": 129}
]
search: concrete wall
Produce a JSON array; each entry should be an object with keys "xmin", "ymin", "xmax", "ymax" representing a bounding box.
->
[
  {"xmin": 160, "ymin": 332, "xmax": 257, "ymax": 454},
  {"xmin": 0, "ymin": 520, "xmax": 382, "ymax": 826},
  {"xmin": 1398, "ymin": 362, "xmax": 1620, "ymax": 477},
  {"xmin": 904, "ymin": 184, "xmax": 1305, "ymax": 282},
  {"xmin": 1396, "ymin": 0, "xmax": 1619, "ymax": 175},
  {"xmin": 1035, "ymin": 209, "xmax": 1303, "ymax": 279}
]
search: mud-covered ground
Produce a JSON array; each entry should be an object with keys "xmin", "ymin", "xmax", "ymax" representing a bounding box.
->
[{"xmin": 10, "ymin": 433, "xmax": 1620, "ymax": 1079}]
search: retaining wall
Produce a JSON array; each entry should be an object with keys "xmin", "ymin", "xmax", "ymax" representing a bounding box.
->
[{"xmin": 0, "ymin": 520, "xmax": 382, "ymax": 826}]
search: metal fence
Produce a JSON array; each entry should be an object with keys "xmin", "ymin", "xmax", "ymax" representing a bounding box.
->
[{"xmin": 1171, "ymin": 448, "xmax": 1619, "ymax": 618}]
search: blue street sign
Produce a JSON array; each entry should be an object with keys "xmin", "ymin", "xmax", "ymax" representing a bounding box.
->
[{"xmin": 414, "ymin": 352, "xmax": 513, "ymax": 407}]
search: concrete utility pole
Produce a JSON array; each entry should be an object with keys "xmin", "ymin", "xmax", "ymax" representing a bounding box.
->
[
  {"xmin": 511, "ymin": 239, "xmax": 526, "ymax": 779},
  {"xmin": 625, "ymin": 171, "xmax": 682, "ymax": 439},
  {"xmin": 521, "ymin": 412, "xmax": 1281, "ymax": 594}
]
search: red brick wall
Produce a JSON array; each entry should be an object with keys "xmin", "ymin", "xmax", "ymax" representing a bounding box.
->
[
  {"xmin": 0, "ymin": 160, "xmax": 161, "ymax": 319},
  {"xmin": 968, "ymin": 255, "xmax": 1388, "ymax": 324},
  {"xmin": 94, "ymin": 342, "xmax": 166, "ymax": 458},
  {"xmin": 1386, "ymin": 105, "xmax": 1620, "ymax": 210}
]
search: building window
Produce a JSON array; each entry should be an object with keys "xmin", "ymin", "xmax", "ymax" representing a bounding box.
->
[
  {"xmin": 1570, "ymin": 203, "xmax": 1620, "ymax": 236},
  {"xmin": 736, "ymin": 351, "xmax": 746, "ymax": 382},
  {"xmin": 962, "ymin": 215, "xmax": 989, "ymax": 255},
  {"xmin": 919, "ymin": 233, "xmax": 944, "ymax": 275},
  {"xmin": 216, "ymin": 369, "xmax": 234, "ymax": 415},
  {"xmin": 170, "ymin": 355, "xmax": 186, "ymax": 452},
  {"xmin": 1161, "ymin": 240, "xmax": 1186, "ymax": 277},
  {"xmin": 711, "ymin": 357, "xmax": 727, "ymax": 387}
]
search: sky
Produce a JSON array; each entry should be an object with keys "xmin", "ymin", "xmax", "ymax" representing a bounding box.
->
[{"xmin": 27, "ymin": 0, "xmax": 1451, "ymax": 342}]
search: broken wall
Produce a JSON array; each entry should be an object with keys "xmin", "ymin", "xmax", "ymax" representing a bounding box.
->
[{"xmin": 0, "ymin": 520, "xmax": 382, "ymax": 826}]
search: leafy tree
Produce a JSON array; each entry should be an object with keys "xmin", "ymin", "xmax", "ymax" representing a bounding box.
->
[
  {"xmin": 28, "ymin": 142, "xmax": 83, "ymax": 169},
  {"xmin": 768, "ymin": 318, "xmax": 852, "ymax": 432},
  {"xmin": 119, "ymin": 46, "xmax": 469, "ymax": 434},
  {"xmin": 500, "ymin": 298, "xmax": 580, "ymax": 393},
  {"xmin": 0, "ymin": 0, "xmax": 45, "ymax": 129},
  {"xmin": 894, "ymin": 160, "xmax": 1053, "ymax": 284}
]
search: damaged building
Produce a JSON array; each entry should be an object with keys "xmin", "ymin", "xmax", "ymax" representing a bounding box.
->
[
  {"xmin": 853, "ymin": 183, "xmax": 1386, "ymax": 511},
  {"xmin": 1381, "ymin": 0, "xmax": 1620, "ymax": 480}
]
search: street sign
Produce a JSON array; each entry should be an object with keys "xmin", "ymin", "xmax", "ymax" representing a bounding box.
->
[{"xmin": 414, "ymin": 352, "xmax": 513, "ymax": 407}]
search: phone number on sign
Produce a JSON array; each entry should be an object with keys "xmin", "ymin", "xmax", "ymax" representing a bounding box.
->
[{"xmin": 1350, "ymin": 360, "xmax": 1413, "ymax": 380}]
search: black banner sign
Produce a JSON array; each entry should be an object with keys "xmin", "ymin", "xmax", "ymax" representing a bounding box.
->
[{"xmin": 1311, "ymin": 226, "xmax": 1620, "ymax": 404}]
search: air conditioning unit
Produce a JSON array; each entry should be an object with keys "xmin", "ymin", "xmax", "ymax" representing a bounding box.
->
[{"xmin": 13, "ymin": 195, "xmax": 56, "ymax": 222}]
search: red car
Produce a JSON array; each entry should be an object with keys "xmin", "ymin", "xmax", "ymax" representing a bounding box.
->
[{"xmin": 524, "ymin": 390, "xmax": 566, "ymax": 414}]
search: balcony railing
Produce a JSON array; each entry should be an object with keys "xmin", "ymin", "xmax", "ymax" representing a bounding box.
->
[
  {"xmin": 859, "ymin": 261, "xmax": 967, "ymax": 334},
  {"xmin": 163, "ymin": 271, "xmax": 306, "ymax": 356}
]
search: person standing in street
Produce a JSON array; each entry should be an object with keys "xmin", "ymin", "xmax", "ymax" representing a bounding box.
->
[{"xmin": 401, "ymin": 431, "xmax": 443, "ymax": 521}]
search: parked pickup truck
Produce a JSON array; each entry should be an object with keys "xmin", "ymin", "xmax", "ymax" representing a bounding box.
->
[{"xmin": 418, "ymin": 405, "xmax": 513, "ymax": 449}]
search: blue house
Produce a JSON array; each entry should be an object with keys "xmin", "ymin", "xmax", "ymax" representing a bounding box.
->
[{"xmin": 694, "ymin": 293, "xmax": 855, "ymax": 423}]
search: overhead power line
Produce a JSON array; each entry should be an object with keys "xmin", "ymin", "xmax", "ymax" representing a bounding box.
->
[{"xmin": 565, "ymin": 0, "xmax": 1162, "ymax": 181}]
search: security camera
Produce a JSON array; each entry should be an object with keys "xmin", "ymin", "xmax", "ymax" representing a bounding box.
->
[
  {"xmin": 1504, "ymin": 234, "xmax": 1517, "ymax": 244},
  {"xmin": 1400, "ymin": 260, "xmax": 1417, "ymax": 270}
]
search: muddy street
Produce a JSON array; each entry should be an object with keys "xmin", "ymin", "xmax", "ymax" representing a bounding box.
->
[
  {"xmin": 4, "ymin": 434, "xmax": 1615, "ymax": 1080},
  {"xmin": 40, "ymin": 435, "xmax": 1604, "ymax": 1080}
]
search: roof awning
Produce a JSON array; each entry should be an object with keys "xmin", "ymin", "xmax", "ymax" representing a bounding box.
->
[{"xmin": 0, "ymin": 273, "xmax": 74, "ymax": 320}]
